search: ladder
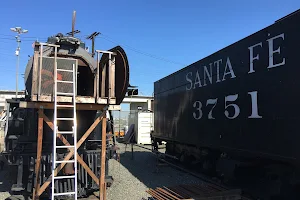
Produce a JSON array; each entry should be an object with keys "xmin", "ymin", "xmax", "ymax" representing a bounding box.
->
[{"xmin": 51, "ymin": 56, "xmax": 78, "ymax": 199}]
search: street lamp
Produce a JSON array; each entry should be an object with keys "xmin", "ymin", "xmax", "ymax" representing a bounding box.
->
[{"xmin": 10, "ymin": 27, "xmax": 28, "ymax": 98}]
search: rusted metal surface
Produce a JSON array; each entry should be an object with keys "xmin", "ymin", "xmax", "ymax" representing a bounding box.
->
[
  {"xmin": 146, "ymin": 183, "xmax": 252, "ymax": 200},
  {"xmin": 25, "ymin": 41, "xmax": 129, "ymax": 105}
]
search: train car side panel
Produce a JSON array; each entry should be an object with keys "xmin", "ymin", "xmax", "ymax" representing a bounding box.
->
[{"xmin": 154, "ymin": 11, "xmax": 300, "ymax": 163}]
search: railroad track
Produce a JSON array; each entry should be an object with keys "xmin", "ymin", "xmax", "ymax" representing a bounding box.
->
[
  {"xmin": 134, "ymin": 144, "xmax": 226, "ymax": 188},
  {"xmin": 133, "ymin": 144, "xmax": 254, "ymax": 200}
]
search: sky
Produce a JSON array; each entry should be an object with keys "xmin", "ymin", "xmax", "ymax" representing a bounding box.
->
[{"xmin": 0, "ymin": 0, "xmax": 299, "ymax": 96}]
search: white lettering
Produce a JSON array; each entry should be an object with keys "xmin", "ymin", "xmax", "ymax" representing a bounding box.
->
[
  {"xmin": 186, "ymin": 72, "xmax": 193, "ymax": 90},
  {"xmin": 193, "ymin": 70, "xmax": 202, "ymax": 89},
  {"xmin": 193, "ymin": 101, "xmax": 203, "ymax": 120},
  {"xmin": 206, "ymin": 98, "xmax": 218, "ymax": 119},
  {"xmin": 267, "ymin": 33, "xmax": 285, "ymax": 69},
  {"xmin": 222, "ymin": 57, "xmax": 236, "ymax": 81},
  {"xmin": 192, "ymin": 91, "xmax": 262, "ymax": 120},
  {"xmin": 248, "ymin": 42, "xmax": 262, "ymax": 74},
  {"xmin": 203, "ymin": 64, "xmax": 213, "ymax": 86},
  {"xmin": 224, "ymin": 94, "xmax": 240, "ymax": 119},
  {"xmin": 248, "ymin": 91, "xmax": 262, "ymax": 118},
  {"xmin": 214, "ymin": 59, "xmax": 222, "ymax": 83}
]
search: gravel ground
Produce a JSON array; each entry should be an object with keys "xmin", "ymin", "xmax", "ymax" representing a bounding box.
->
[
  {"xmin": 0, "ymin": 143, "xmax": 203, "ymax": 200},
  {"xmin": 82, "ymin": 143, "xmax": 203, "ymax": 200},
  {"xmin": 0, "ymin": 163, "xmax": 14, "ymax": 199}
]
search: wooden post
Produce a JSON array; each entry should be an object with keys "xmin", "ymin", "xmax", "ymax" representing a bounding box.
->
[
  {"xmin": 110, "ymin": 55, "xmax": 115, "ymax": 99},
  {"xmin": 101, "ymin": 64, "xmax": 106, "ymax": 98},
  {"xmin": 33, "ymin": 108, "xmax": 44, "ymax": 200},
  {"xmin": 32, "ymin": 43, "xmax": 40, "ymax": 100},
  {"xmin": 36, "ymin": 111, "xmax": 106, "ymax": 197},
  {"xmin": 100, "ymin": 113, "xmax": 107, "ymax": 200},
  {"xmin": 96, "ymin": 52, "xmax": 100, "ymax": 100},
  {"xmin": 44, "ymin": 112, "xmax": 101, "ymax": 185}
]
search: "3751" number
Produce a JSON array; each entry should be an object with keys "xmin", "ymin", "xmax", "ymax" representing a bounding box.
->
[{"xmin": 192, "ymin": 91, "xmax": 262, "ymax": 120}]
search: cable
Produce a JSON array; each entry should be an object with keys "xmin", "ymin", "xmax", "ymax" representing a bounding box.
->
[
  {"xmin": 0, "ymin": 32, "xmax": 187, "ymax": 66},
  {"xmin": 99, "ymin": 34, "xmax": 187, "ymax": 66}
]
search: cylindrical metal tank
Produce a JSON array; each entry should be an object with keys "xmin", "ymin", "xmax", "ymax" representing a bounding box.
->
[{"xmin": 24, "ymin": 35, "xmax": 129, "ymax": 104}]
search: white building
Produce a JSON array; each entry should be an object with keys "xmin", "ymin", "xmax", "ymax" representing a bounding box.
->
[
  {"xmin": 0, "ymin": 90, "xmax": 25, "ymax": 112},
  {"xmin": 122, "ymin": 95, "xmax": 154, "ymax": 111}
]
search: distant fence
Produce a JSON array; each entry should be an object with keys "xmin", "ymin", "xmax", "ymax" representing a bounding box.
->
[{"xmin": 111, "ymin": 110, "xmax": 137, "ymax": 137}]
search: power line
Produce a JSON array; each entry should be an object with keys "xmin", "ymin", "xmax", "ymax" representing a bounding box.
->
[
  {"xmin": 0, "ymin": 33, "xmax": 187, "ymax": 66},
  {"xmin": 99, "ymin": 34, "xmax": 187, "ymax": 66}
]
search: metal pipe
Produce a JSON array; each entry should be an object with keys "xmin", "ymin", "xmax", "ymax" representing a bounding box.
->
[
  {"xmin": 72, "ymin": 11, "xmax": 76, "ymax": 37},
  {"xmin": 16, "ymin": 40, "xmax": 20, "ymax": 98}
]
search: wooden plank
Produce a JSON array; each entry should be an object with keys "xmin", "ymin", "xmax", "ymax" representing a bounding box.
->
[
  {"xmin": 19, "ymin": 101, "xmax": 105, "ymax": 110},
  {"xmin": 43, "ymin": 115, "xmax": 100, "ymax": 185},
  {"xmin": 32, "ymin": 44, "xmax": 40, "ymax": 97},
  {"xmin": 36, "ymin": 111, "xmax": 106, "ymax": 197},
  {"xmin": 30, "ymin": 95, "xmax": 97, "ymax": 103},
  {"xmin": 94, "ymin": 65, "xmax": 97, "ymax": 98},
  {"xmin": 38, "ymin": 45, "xmax": 43, "ymax": 98},
  {"xmin": 97, "ymin": 98, "xmax": 108, "ymax": 104},
  {"xmin": 103, "ymin": 182, "xmax": 107, "ymax": 200},
  {"xmin": 42, "ymin": 113, "xmax": 53, "ymax": 129},
  {"xmin": 101, "ymin": 64, "xmax": 106, "ymax": 98},
  {"xmin": 96, "ymin": 52, "xmax": 100, "ymax": 100},
  {"xmin": 32, "ymin": 109, "xmax": 44, "ymax": 200},
  {"xmin": 100, "ymin": 115, "xmax": 106, "ymax": 200},
  {"xmin": 157, "ymin": 188, "xmax": 181, "ymax": 200},
  {"xmin": 162, "ymin": 186, "xmax": 185, "ymax": 198}
]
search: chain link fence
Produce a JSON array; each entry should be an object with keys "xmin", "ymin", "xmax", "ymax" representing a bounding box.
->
[{"xmin": 111, "ymin": 110, "xmax": 137, "ymax": 138}]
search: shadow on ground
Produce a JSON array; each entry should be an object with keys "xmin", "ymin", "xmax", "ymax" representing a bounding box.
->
[{"xmin": 116, "ymin": 144, "xmax": 202, "ymax": 189}]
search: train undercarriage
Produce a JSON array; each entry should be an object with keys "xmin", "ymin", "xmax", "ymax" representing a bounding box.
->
[{"xmin": 152, "ymin": 137, "xmax": 300, "ymax": 200}]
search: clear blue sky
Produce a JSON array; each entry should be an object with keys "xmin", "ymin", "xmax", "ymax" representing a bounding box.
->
[{"xmin": 0, "ymin": 0, "xmax": 299, "ymax": 96}]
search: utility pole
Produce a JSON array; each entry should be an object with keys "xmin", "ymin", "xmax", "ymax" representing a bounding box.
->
[
  {"xmin": 86, "ymin": 32, "xmax": 100, "ymax": 57},
  {"xmin": 66, "ymin": 11, "xmax": 81, "ymax": 37},
  {"xmin": 10, "ymin": 27, "xmax": 28, "ymax": 98}
]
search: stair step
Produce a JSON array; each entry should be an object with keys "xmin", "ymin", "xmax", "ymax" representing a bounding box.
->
[
  {"xmin": 55, "ymin": 146, "xmax": 75, "ymax": 149},
  {"xmin": 56, "ymin": 92, "xmax": 74, "ymax": 96},
  {"xmin": 53, "ymin": 191, "xmax": 76, "ymax": 196},
  {"xmin": 56, "ymin": 104, "xmax": 74, "ymax": 108},
  {"xmin": 57, "ymin": 80, "xmax": 74, "ymax": 84},
  {"xmin": 54, "ymin": 175, "xmax": 76, "ymax": 179},
  {"xmin": 57, "ymin": 69, "xmax": 74, "ymax": 73},
  {"xmin": 57, "ymin": 131, "xmax": 74, "ymax": 134},
  {"xmin": 55, "ymin": 160, "xmax": 75, "ymax": 164},
  {"xmin": 56, "ymin": 118, "xmax": 74, "ymax": 121}
]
